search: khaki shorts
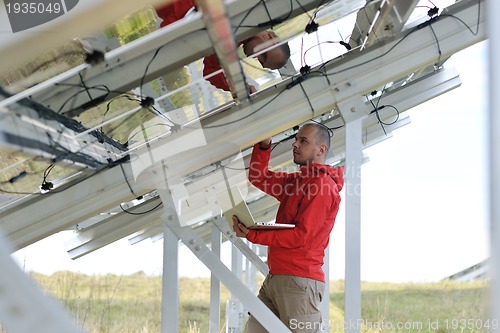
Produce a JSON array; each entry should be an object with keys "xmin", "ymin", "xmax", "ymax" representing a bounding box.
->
[{"xmin": 245, "ymin": 274, "xmax": 325, "ymax": 333}]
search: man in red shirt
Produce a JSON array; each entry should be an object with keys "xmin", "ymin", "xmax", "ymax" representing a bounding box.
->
[
  {"xmin": 233, "ymin": 123, "xmax": 344, "ymax": 332},
  {"xmin": 155, "ymin": 0, "xmax": 290, "ymax": 91}
]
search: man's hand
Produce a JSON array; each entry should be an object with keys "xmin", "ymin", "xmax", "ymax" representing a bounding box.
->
[
  {"xmin": 232, "ymin": 215, "xmax": 249, "ymax": 237},
  {"xmin": 259, "ymin": 138, "xmax": 272, "ymax": 148}
]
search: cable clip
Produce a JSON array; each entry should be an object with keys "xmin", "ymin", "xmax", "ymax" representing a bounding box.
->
[
  {"xmin": 85, "ymin": 50, "xmax": 105, "ymax": 66},
  {"xmin": 428, "ymin": 6, "xmax": 439, "ymax": 17},
  {"xmin": 140, "ymin": 96, "xmax": 155, "ymax": 108},
  {"xmin": 300, "ymin": 65, "xmax": 311, "ymax": 75},
  {"xmin": 305, "ymin": 21, "xmax": 319, "ymax": 34}
]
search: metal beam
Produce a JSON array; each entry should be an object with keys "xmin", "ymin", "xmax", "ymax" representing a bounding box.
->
[
  {"xmin": 161, "ymin": 223, "xmax": 179, "ymax": 333},
  {"xmin": 344, "ymin": 117, "xmax": 363, "ymax": 333},
  {"xmin": 2, "ymin": 64, "xmax": 461, "ymax": 253},
  {"xmin": 0, "ymin": 165, "xmax": 138, "ymax": 250},
  {"xmin": 0, "ymin": 231, "xmax": 83, "ymax": 333},
  {"xmin": 158, "ymin": 188, "xmax": 291, "ymax": 332},
  {"xmin": 0, "ymin": 0, "xmax": 171, "ymax": 69},
  {"xmin": 7, "ymin": 0, "xmax": 328, "ymax": 116},
  {"xmin": 197, "ymin": 0, "xmax": 249, "ymax": 100},
  {"xmin": 487, "ymin": 0, "xmax": 500, "ymax": 327},
  {"xmin": 0, "ymin": 0, "xmax": 483, "ymax": 252},
  {"xmin": 349, "ymin": 0, "xmax": 419, "ymax": 49},
  {"xmin": 0, "ymin": 91, "xmax": 127, "ymax": 168},
  {"xmin": 64, "ymin": 197, "xmax": 163, "ymax": 259},
  {"xmin": 209, "ymin": 223, "xmax": 221, "ymax": 333}
]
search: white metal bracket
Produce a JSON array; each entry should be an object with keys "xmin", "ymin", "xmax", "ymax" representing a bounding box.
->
[{"xmin": 157, "ymin": 188, "xmax": 290, "ymax": 332}]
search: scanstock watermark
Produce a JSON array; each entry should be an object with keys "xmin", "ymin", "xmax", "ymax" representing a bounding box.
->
[{"xmin": 3, "ymin": 0, "xmax": 79, "ymax": 33}]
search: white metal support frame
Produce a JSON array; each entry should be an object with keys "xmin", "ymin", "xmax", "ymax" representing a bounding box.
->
[
  {"xmin": 344, "ymin": 116, "xmax": 364, "ymax": 333},
  {"xmin": 0, "ymin": 231, "xmax": 83, "ymax": 333},
  {"xmin": 161, "ymin": 222, "xmax": 180, "ymax": 333},
  {"xmin": 210, "ymin": 223, "xmax": 221, "ymax": 333},
  {"xmin": 213, "ymin": 217, "xmax": 269, "ymax": 276},
  {"xmin": 320, "ymin": 245, "xmax": 330, "ymax": 332},
  {"xmin": 157, "ymin": 189, "xmax": 291, "ymax": 332},
  {"xmin": 487, "ymin": 0, "xmax": 500, "ymax": 327},
  {"xmin": 196, "ymin": 0, "xmax": 249, "ymax": 100}
]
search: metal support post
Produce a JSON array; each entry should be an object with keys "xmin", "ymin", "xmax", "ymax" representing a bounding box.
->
[
  {"xmin": 487, "ymin": 0, "xmax": 500, "ymax": 327},
  {"xmin": 0, "ymin": 231, "xmax": 83, "ymax": 333},
  {"xmin": 344, "ymin": 117, "xmax": 363, "ymax": 333},
  {"xmin": 320, "ymin": 245, "xmax": 330, "ymax": 332},
  {"xmin": 158, "ymin": 190, "xmax": 291, "ymax": 333},
  {"xmin": 213, "ymin": 217, "xmax": 269, "ymax": 276},
  {"xmin": 210, "ymin": 223, "xmax": 221, "ymax": 333},
  {"xmin": 161, "ymin": 223, "xmax": 179, "ymax": 333},
  {"xmin": 229, "ymin": 236, "xmax": 244, "ymax": 332}
]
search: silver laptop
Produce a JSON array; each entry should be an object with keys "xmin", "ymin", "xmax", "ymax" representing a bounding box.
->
[{"xmin": 216, "ymin": 186, "xmax": 295, "ymax": 230}]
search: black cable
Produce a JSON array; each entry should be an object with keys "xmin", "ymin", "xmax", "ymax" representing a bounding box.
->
[
  {"xmin": 294, "ymin": 0, "xmax": 312, "ymax": 20},
  {"xmin": 119, "ymin": 201, "xmax": 163, "ymax": 215},
  {"xmin": 369, "ymin": 101, "xmax": 400, "ymax": 135},
  {"xmin": 309, "ymin": 0, "xmax": 327, "ymax": 22},
  {"xmin": 78, "ymin": 72, "xmax": 93, "ymax": 102},
  {"xmin": 100, "ymin": 95, "xmax": 141, "ymax": 132},
  {"xmin": 319, "ymin": 16, "xmax": 430, "ymax": 76},
  {"xmin": 428, "ymin": 22, "xmax": 442, "ymax": 65},
  {"xmin": 55, "ymin": 82, "xmax": 132, "ymax": 96},
  {"xmin": 233, "ymin": 0, "xmax": 293, "ymax": 30},
  {"xmin": 232, "ymin": 0, "xmax": 264, "ymax": 32},
  {"xmin": 0, "ymin": 187, "xmax": 43, "ymax": 195},
  {"xmin": 40, "ymin": 164, "xmax": 55, "ymax": 192},
  {"xmin": 2, "ymin": 171, "xmax": 28, "ymax": 184},
  {"xmin": 55, "ymin": 85, "xmax": 114, "ymax": 113},
  {"xmin": 139, "ymin": 46, "xmax": 164, "ymax": 99},
  {"xmin": 0, "ymin": 157, "xmax": 126, "ymax": 196},
  {"xmin": 298, "ymin": 81, "xmax": 314, "ymax": 114},
  {"xmin": 439, "ymin": 0, "xmax": 480, "ymax": 36},
  {"xmin": 302, "ymin": 41, "xmax": 351, "ymax": 67},
  {"xmin": 119, "ymin": 163, "xmax": 138, "ymax": 198},
  {"xmin": 320, "ymin": 9, "xmax": 463, "ymax": 74},
  {"xmin": 125, "ymin": 123, "xmax": 176, "ymax": 146},
  {"xmin": 149, "ymin": 105, "xmax": 179, "ymax": 127},
  {"xmin": 262, "ymin": 0, "xmax": 276, "ymax": 22},
  {"xmin": 192, "ymin": 87, "xmax": 288, "ymax": 129}
]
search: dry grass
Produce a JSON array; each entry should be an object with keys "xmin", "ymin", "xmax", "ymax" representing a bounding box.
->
[{"xmin": 23, "ymin": 271, "xmax": 490, "ymax": 333}]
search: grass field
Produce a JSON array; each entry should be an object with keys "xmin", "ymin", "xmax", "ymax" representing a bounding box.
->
[{"xmin": 18, "ymin": 272, "xmax": 490, "ymax": 333}]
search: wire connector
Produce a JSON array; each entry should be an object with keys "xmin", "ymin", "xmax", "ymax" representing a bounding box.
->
[
  {"xmin": 8, "ymin": 171, "xmax": 28, "ymax": 183},
  {"xmin": 40, "ymin": 181, "xmax": 53, "ymax": 192},
  {"xmin": 300, "ymin": 65, "xmax": 311, "ymax": 75},
  {"xmin": 258, "ymin": 18, "xmax": 284, "ymax": 27},
  {"xmin": 305, "ymin": 21, "xmax": 319, "ymax": 34},
  {"xmin": 140, "ymin": 96, "xmax": 155, "ymax": 108},
  {"xmin": 85, "ymin": 50, "xmax": 105, "ymax": 66},
  {"xmin": 339, "ymin": 41, "xmax": 352, "ymax": 50},
  {"xmin": 428, "ymin": 6, "xmax": 439, "ymax": 17}
]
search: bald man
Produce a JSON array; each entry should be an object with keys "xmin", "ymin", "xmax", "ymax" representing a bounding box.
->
[{"xmin": 233, "ymin": 123, "xmax": 344, "ymax": 333}]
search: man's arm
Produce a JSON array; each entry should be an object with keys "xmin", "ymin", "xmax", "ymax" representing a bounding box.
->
[
  {"xmin": 203, "ymin": 55, "xmax": 230, "ymax": 91},
  {"xmin": 203, "ymin": 55, "xmax": 256, "ymax": 93},
  {"xmin": 246, "ymin": 178, "xmax": 339, "ymax": 248},
  {"xmin": 156, "ymin": 0, "xmax": 196, "ymax": 27},
  {"xmin": 248, "ymin": 138, "xmax": 293, "ymax": 203}
]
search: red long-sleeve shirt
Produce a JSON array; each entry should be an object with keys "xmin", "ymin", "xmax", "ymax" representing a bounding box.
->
[
  {"xmin": 155, "ymin": 1, "xmax": 230, "ymax": 91},
  {"xmin": 247, "ymin": 143, "xmax": 344, "ymax": 282}
]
